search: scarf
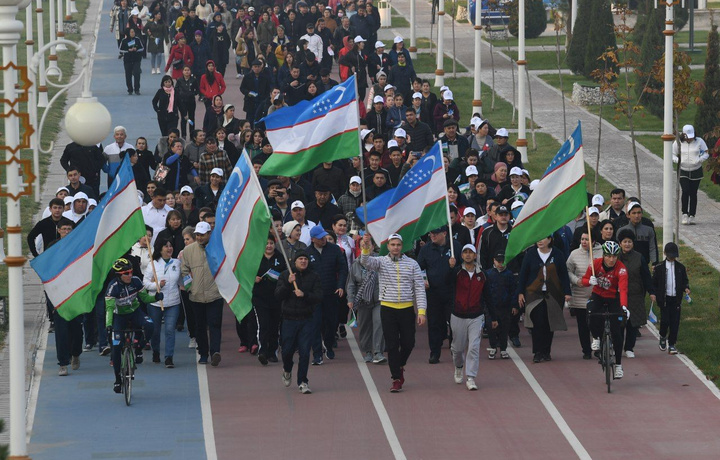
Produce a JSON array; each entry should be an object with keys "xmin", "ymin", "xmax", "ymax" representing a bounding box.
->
[
  {"xmin": 355, "ymin": 264, "xmax": 378, "ymax": 304},
  {"xmin": 164, "ymin": 86, "xmax": 175, "ymax": 112}
]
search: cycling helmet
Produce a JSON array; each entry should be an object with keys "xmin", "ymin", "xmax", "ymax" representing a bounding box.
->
[
  {"xmin": 602, "ymin": 241, "xmax": 620, "ymax": 256},
  {"xmin": 112, "ymin": 258, "xmax": 133, "ymax": 274}
]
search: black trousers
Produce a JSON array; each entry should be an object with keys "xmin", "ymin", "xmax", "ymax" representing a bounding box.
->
[
  {"xmin": 624, "ymin": 325, "xmax": 638, "ymax": 352},
  {"xmin": 178, "ymin": 98, "xmax": 196, "ymax": 138},
  {"xmin": 426, "ymin": 292, "xmax": 450, "ymax": 357},
  {"xmin": 530, "ymin": 300, "xmax": 554, "ymax": 355},
  {"xmin": 194, "ymin": 298, "xmax": 224, "ymax": 358},
  {"xmin": 659, "ymin": 296, "xmax": 682, "ymax": 346},
  {"xmin": 572, "ymin": 308, "xmax": 591, "ymax": 354},
  {"xmin": 680, "ymin": 177, "xmax": 701, "ymax": 216},
  {"xmin": 157, "ymin": 112, "xmax": 179, "ymax": 137},
  {"xmin": 256, "ymin": 306, "xmax": 282, "ymax": 358},
  {"xmin": 123, "ymin": 60, "xmax": 141, "ymax": 92},
  {"xmin": 236, "ymin": 308, "xmax": 258, "ymax": 348},
  {"xmin": 177, "ymin": 290, "xmax": 196, "ymax": 339},
  {"xmin": 588, "ymin": 294, "xmax": 625, "ymax": 365},
  {"xmin": 53, "ymin": 310, "xmax": 83, "ymax": 367},
  {"xmin": 488, "ymin": 311, "xmax": 511, "ymax": 351},
  {"xmin": 381, "ymin": 306, "xmax": 416, "ymax": 380}
]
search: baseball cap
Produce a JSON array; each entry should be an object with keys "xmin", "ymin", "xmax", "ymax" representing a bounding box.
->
[
  {"xmin": 373, "ymin": 95, "xmax": 384, "ymax": 104},
  {"xmin": 664, "ymin": 242, "xmax": 679, "ymax": 258},
  {"xmin": 440, "ymin": 85, "xmax": 449, "ymax": 92},
  {"xmin": 495, "ymin": 128, "xmax": 509, "ymax": 138},
  {"xmin": 310, "ymin": 225, "xmax": 329, "ymax": 240},
  {"xmin": 361, "ymin": 128, "xmax": 374, "ymax": 140},
  {"xmin": 375, "ymin": 40, "xmax": 385, "ymax": 48},
  {"xmin": 63, "ymin": 196, "xmax": 74, "ymax": 205},
  {"xmin": 180, "ymin": 185, "xmax": 194, "ymax": 194},
  {"xmin": 384, "ymin": 84, "xmax": 396, "ymax": 92},
  {"xmin": 291, "ymin": 200, "xmax": 305, "ymax": 209},
  {"xmin": 210, "ymin": 168, "xmax": 224, "ymax": 177},
  {"xmin": 349, "ymin": 175, "xmax": 362, "ymax": 185},
  {"xmin": 56, "ymin": 186, "xmax": 69, "ymax": 194},
  {"xmin": 511, "ymin": 200, "xmax": 524, "ymax": 211},
  {"xmin": 282, "ymin": 220, "xmax": 301, "ymax": 238},
  {"xmin": 443, "ymin": 91, "xmax": 454, "ymax": 100},
  {"xmin": 443, "ymin": 119, "xmax": 459, "ymax": 128},
  {"xmin": 394, "ymin": 128, "xmax": 407, "ymax": 138},
  {"xmin": 88, "ymin": 198, "xmax": 97, "ymax": 207},
  {"xmin": 388, "ymin": 233, "xmax": 403, "ymax": 242},
  {"xmin": 682, "ymin": 124, "xmax": 695, "ymax": 138},
  {"xmin": 412, "ymin": 92, "xmax": 422, "ymax": 99},
  {"xmin": 470, "ymin": 116, "xmax": 483, "ymax": 129},
  {"xmin": 627, "ymin": 201, "xmax": 642, "ymax": 212},
  {"xmin": 353, "ymin": 35, "xmax": 366, "ymax": 43},
  {"xmin": 592, "ymin": 194, "xmax": 605, "ymax": 207},
  {"xmin": 462, "ymin": 243, "xmax": 477, "ymax": 253},
  {"xmin": 393, "ymin": 35, "xmax": 404, "ymax": 44},
  {"xmin": 495, "ymin": 205, "xmax": 509, "ymax": 215},
  {"xmin": 465, "ymin": 165, "xmax": 479, "ymax": 177},
  {"xmin": 314, "ymin": 184, "xmax": 330, "ymax": 193},
  {"xmin": 194, "ymin": 222, "xmax": 212, "ymax": 234},
  {"xmin": 463, "ymin": 207, "xmax": 477, "ymax": 216},
  {"xmin": 387, "ymin": 140, "xmax": 398, "ymax": 149},
  {"xmin": 509, "ymin": 167, "xmax": 523, "ymax": 177},
  {"xmin": 529, "ymin": 179, "xmax": 540, "ymax": 191},
  {"xmin": 493, "ymin": 252, "xmax": 506, "ymax": 261},
  {"xmin": 588, "ymin": 206, "xmax": 600, "ymax": 216},
  {"xmin": 429, "ymin": 226, "xmax": 447, "ymax": 234}
]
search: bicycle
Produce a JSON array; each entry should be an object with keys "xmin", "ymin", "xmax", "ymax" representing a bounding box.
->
[
  {"xmin": 589, "ymin": 310, "xmax": 622, "ymax": 393},
  {"xmin": 114, "ymin": 328, "xmax": 144, "ymax": 406}
]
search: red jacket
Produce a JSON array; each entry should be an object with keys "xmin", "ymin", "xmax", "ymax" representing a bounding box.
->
[
  {"xmin": 582, "ymin": 258, "xmax": 629, "ymax": 306},
  {"xmin": 199, "ymin": 71, "xmax": 226, "ymax": 100},
  {"xmin": 165, "ymin": 44, "xmax": 194, "ymax": 80},
  {"xmin": 451, "ymin": 266, "xmax": 486, "ymax": 319}
]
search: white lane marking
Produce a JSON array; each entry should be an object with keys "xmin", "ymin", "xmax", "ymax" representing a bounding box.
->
[
  {"xmin": 643, "ymin": 323, "xmax": 720, "ymax": 400},
  {"xmin": 346, "ymin": 330, "xmax": 407, "ymax": 460},
  {"xmin": 197, "ymin": 362, "xmax": 218, "ymax": 460},
  {"xmin": 25, "ymin": 315, "xmax": 49, "ymax": 443},
  {"xmin": 507, "ymin": 348, "xmax": 592, "ymax": 460}
]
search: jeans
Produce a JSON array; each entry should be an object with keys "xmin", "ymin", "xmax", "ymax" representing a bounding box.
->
[
  {"xmin": 451, "ymin": 314, "xmax": 484, "ymax": 378},
  {"xmin": 381, "ymin": 306, "xmax": 416, "ymax": 381},
  {"xmin": 281, "ymin": 317, "xmax": 313, "ymax": 386},
  {"xmin": 148, "ymin": 304, "xmax": 180, "ymax": 358},
  {"xmin": 123, "ymin": 59, "xmax": 141, "ymax": 93},
  {"xmin": 53, "ymin": 310, "xmax": 83, "ymax": 367},
  {"xmin": 111, "ymin": 309, "xmax": 154, "ymax": 380},
  {"xmin": 194, "ymin": 298, "xmax": 224, "ymax": 358},
  {"xmin": 356, "ymin": 302, "xmax": 384, "ymax": 354},
  {"xmin": 659, "ymin": 296, "xmax": 682, "ymax": 346},
  {"xmin": 680, "ymin": 177, "xmax": 700, "ymax": 216},
  {"xmin": 150, "ymin": 52, "xmax": 164, "ymax": 68}
]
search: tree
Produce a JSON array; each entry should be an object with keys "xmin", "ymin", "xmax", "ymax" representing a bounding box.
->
[
  {"xmin": 695, "ymin": 24, "xmax": 720, "ymax": 145},
  {"xmin": 508, "ymin": 0, "xmax": 547, "ymax": 40},
  {"xmin": 635, "ymin": 2, "xmax": 664, "ymax": 117},
  {"xmin": 566, "ymin": 0, "xmax": 617, "ymax": 78},
  {"xmin": 566, "ymin": 0, "xmax": 591, "ymax": 74}
]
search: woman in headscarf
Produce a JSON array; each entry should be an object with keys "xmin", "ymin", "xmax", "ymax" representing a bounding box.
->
[
  {"xmin": 202, "ymin": 94, "xmax": 225, "ymax": 134},
  {"xmin": 198, "ymin": 59, "xmax": 226, "ymax": 109}
]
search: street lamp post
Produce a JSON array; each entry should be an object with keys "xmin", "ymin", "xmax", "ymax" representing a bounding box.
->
[
  {"xmin": 517, "ymin": 0, "xmax": 528, "ymax": 163},
  {"xmin": 409, "ymin": 0, "xmax": 416, "ymax": 59},
  {"xmin": 46, "ymin": 0, "xmax": 60, "ymax": 75},
  {"xmin": 435, "ymin": 0, "xmax": 445, "ymax": 87},
  {"xmin": 56, "ymin": 0, "xmax": 67, "ymax": 50},
  {"xmin": 472, "ymin": 0, "xmax": 482, "ymax": 116},
  {"xmin": 35, "ymin": 0, "xmax": 48, "ymax": 106}
]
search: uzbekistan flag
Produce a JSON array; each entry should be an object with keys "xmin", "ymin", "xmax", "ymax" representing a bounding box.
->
[
  {"xmin": 206, "ymin": 151, "xmax": 271, "ymax": 322},
  {"xmin": 505, "ymin": 122, "xmax": 588, "ymax": 262},
  {"xmin": 357, "ymin": 142, "xmax": 448, "ymax": 254},
  {"xmin": 30, "ymin": 156, "xmax": 146, "ymax": 321},
  {"xmin": 259, "ymin": 75, "xmax": 360, "ymax": 177}
]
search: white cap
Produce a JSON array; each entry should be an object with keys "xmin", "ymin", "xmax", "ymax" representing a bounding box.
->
[
  {"xmin": 56, "ymin": 186, "xmax": 69, "ymax": 194},
  {"xmin": 509, "ymin": 166, "xmax": 523, "ymax": 177},
  {"xmin": 63, "ymin": 196, "xmax": 74, "ymax": 205},
  {"xmin": 521, "ymin": 169, "xmax": 529, "ymax": 177},
  {"xmin": 495, "ymin": 128, "xmax": 509, "ymax": 137},
  {"xmin": 682, "ymin": 124, "xmax": 695, "ymax": 138},
  {"xmin": 588, "ymin": 206, "xmax": 600, "ymax": 216},
  {"xmin": 388, "ymin": 233, "xmax": 403, "ymax": 241},
  {"xmin": 282, "ymin": 220, "xmax": 301, "ymax": 238},
  {"xmin": 194, "ymin": 221, "xmax": 212, "ymax": 234},
  {"xmin": 88, "ymin": 198, "xmax": 98, "ymax": 207},
  {"xmin": 180, "ymin": 185, "xmax": 194, "ymax": 194},
  {"xmin": 393, "ymin": 35, "xmax": 404, "ymax": 44},
  {"xmin": 130, "ymin": 7, "xmax": 139, "ymax": 15},
  {"xmin": 412, "ymin": 92, "xmax": 422, "ymax": 99},
  {"xmin": 210, "ymin": 168, "xmax": 224, "ymax": 177},
  {"xmin": 511, "ymin": 200, "xmax": 524, "ymax": 211},
  {"xmin": 592, "ymin": 194, "xmax": 605, "ymax": 206},
  {"xmin": 387, "ymin": 140, "xmax": 398, "ymax": 148},
  {"xmin": 440, "ymin": 85, "xmax": 449, "ymax": 92},
  {"xmin": 394, "ymin": 128, "xmax": 407, "ymax": 138},
  {"xmin": 291, "ymin": 200, "xmax": 305, "ymax": 209},
  {"xmin": 463, "ymin": 207, "xmax": 476, "ymax": 216},
  {"xmin": 353, "ymin": 35, "xmax": 366, "ymax": 43},
  {"xmin": 529, "ymin": 179, "xmax": 540, "ymax": 191},
  {"xmin": 461, "ymin": 243, "xmax": 477, "ymax": 253},
  {"xmin": 384, "ymin": 84, "xmax": 395, "ymax": 92},
  {"xmin": 248, "ymin": 6, "xmax": 255, "ymax": 10},
  {"xmin": 360, "ymin": 128, "xmax": 374, "ymax": 140},
  {"xmin": 465, "ymin": 165, "xmax": 479, "ymax": 177},
  {"xmin": 627, "ymin": 201, "xmax": 642, "ymax": 212},
  {"xmin": 349, "ymin": 175, "xmax": 362, "ymax": 185},
  {"xmin": 470, "ymin": 116, "xmax": 483, "ymax": 129},
  {"xmin": 373, "ymin": 95, "xmax": 385, "ymax": 104},
  {"xmin": 443, "ymin": 91, "xmax": 454, "ymax": 100},
  {"xmin": 74, "ymin": 192, "xmax": 89, "ymax": 201},
  {"xmin": 375, "ymin": 40, "xmax": 385, "ymax": 48}
]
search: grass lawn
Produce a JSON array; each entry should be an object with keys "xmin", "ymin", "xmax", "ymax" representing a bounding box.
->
[
  {"xmin": 441, "ymin": 77, "xmax": 532, "ymax": 129},
  {"xmin": 487, "ymin": 34, "xmax": 566, "ymax": 47},
  {"xmin": 391, "ymin": 8, "xmax": 410, "ymax": 28},
  {"xmin": 413, "ymin": 52, "xmax": 468, "ymax": 74},
  {"xmin": 416, "ymin": 37, "xmax": 433, "ymax": 48},
  {"xmin": 507, "ymin": 50, "xmax": 568, "ymax": 70},
  {"xmin": 675, "ymin": 29, "xmax": 710, "ymax": 45},
  {"xmin": 680, "ymin": 47, "xmax": 707, "ymax": 66}
]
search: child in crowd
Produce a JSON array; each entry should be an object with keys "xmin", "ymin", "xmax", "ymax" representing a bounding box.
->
[{"xmin": 651, "ymin": 242, "xmax": 690, "ymax": 355}]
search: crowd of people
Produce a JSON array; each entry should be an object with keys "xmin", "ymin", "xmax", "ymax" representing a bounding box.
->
[{"xmin": 30, "ymin": 0, "xmax": 699, "ymax": 395}]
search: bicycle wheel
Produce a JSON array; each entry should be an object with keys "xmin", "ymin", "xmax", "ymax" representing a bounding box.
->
[
  {"xmin": 603, "ymin": 331, "xmax": 612, "ymax": 394},
  {"xmin": 123, "ymin": 346, "xmax": 133, "ymax": 406}
]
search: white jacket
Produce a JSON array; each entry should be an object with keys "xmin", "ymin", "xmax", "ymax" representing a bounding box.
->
[
  {"xmin": 300, "ymin": 33, "xmax": 324, "ymax": 63},
  {"xmin": 673, "ymin": 138, "xmax": 709, "ymax": 172},
  {"xmin": 143, "ymin": 258, "xmax": 182, "ymax": 307}
]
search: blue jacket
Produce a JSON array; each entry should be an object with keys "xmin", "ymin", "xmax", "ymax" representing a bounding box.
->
[
  {"xmin": 307, "ymin": 242, "xmax": 349, "ymax": 297},
  {"xmin": 483, "ymin": 267, "xmax": 518, "ymax": 321},
  {"xmin": 417, "ymin": 241, "xmax": 457, "ymax": 296}
]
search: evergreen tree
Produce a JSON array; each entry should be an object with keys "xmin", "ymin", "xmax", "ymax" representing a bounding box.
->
[
  {"xmin": 695, "ymin": 24, "xmax": 720, "ymax": 144},
  {"xmin": 508, "ymin": 0, "xmax": 549, "ymax": 40},
  {"xmin": 566, "ymin": 0, "xmax": 591, "ymax": 74},
  {"xmin": 635, "ymin": 1, "xmax": 664, "ymax": 117},
  {"xmin": 583, "ymin": 0, "xmax": 617, "ymax": 78}
]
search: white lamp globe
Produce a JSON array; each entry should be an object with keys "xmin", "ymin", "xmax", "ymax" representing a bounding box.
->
[{"xmin": 64, "ymin": 96, "xmax": 112, "ymax": 146}]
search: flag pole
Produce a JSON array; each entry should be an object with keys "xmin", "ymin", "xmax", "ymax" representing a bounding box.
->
[
  {"xmin": 585, "ymin": 206, "xmax": 595, "ymax": 277},
  {"xmin": 146, "ymin": 243, "xmax": 165, "ymax": 311},
  {"xmin": 354, "ymin": 75, "xmax": 369, "ymax": 232},
  {"xmin": 441, "ymin": 141, "xmax": 455, "ymax": 257},
  {"xmin": 246, "ymin": 149, "xmax": 299, "ymax": 290}
]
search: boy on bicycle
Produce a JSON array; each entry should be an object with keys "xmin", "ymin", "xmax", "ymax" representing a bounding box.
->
[
  {"xmin": 105, "ymin": 258, "xmax": 162, "ymax": 393},
  {"xmin": 581, "ymin": 241, "xmax": 629, "ymax": 379}
]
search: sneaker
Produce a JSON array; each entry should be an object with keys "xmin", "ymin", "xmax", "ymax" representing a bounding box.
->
[
  {"xmin": 682, "ymin": 214, "xmax": 689, "ymax": 225},
  {"xmin": 454, "ymin": 367, "xmax": 463, "ymax": 384},
  {"xmin": 500, "ymin": 351, "xmax": 510, "ymax": 359},
  {"xmin": 176, "ymin": 325, "xmax": 185, "ymax": 332},
  {"xmin": 583, "ymin": 352, "xmax": 592, "ymax": 360},
  {"xmin": 326, "ymin": 348, "xmax": 335, "ymax": 360},
  {"xmin": 399, "ymin": 367, "xmax": 405, "ymax": 385},
  {"xmin": 299, "ymin": 382, "xmax": 312, "ymax": 394},
  {"xmin": 236, "ymin": 73, "xmax": 242, "ymax": 78},
  {"xmin": 488, "ymin": 349, "xmax": 497, "ymax": 360},
  {"xmin": 250, "ymin": 344, "xmax": 259, "ymax": 355},
  {"xmin": 624, "ymin": 350, "xmax": 635, "ymax": 358},
  {"xmin": 688, "ymin": 215, "xmax": 695, "ymax": 225},
  {"xmin": 238, "ymin": 346, "xmax": 248, "ymax": 353},
  {"xmin": 510, "ymin": 336, "xmax": 521, "ymax": 347},
  {"xmin": 428, "ymin": 354, "xmax": 440, "ymax": 364},
  {"xmin": 100, "ymin": 346, "xmax": 111, "ymax": 356},
  {"xmin": 58, "ymin": 366, "xmax": 68, "ymax": 376},
  {"xmin": 71, "ymin": 356, "xmax": 80, "ymax": 370},
  {"xmin": 591, "ymin": 338, "xmax": 600, "ymax": 351},
  {"xmin": 338, "ymin": 325, "xmax": 347, "ymax": 338},
  {"xmin": 113, "ymin": 382, "xmax": 122, "ymax": 393},
  {"xmin": 165, "ymin": 357, "xmax": 174, "ymax": 368},
  {"xmin": 364, "ymin": 352, "xmax": 373, "ymax": 363},
  {"xmin": 543, "ymin": 353, "xmax": 552, "ymax": 362},
  {"xmin": 48, "ymin": 321, "xmax": 55, "ymax": 333},
  {"xmin": 258, "ymin": 354, "xmax": 268, "ymax": 365},
  {"xmin": 267, "ymin": 354, "xmax": 278, "ymax": 363},
  {"xmin": 144, "ymin": 343, "xmax": 151, "ymax": 351},
  {"xmin": 533, "ymin": 353, "xmax": 542, "ymax": 363},
  {"xmin": 198, "ymin": 356, "xmax": 208, "ymax": 364},
  {"xmin": 188, "ymin": 338, "xmax": 197, "ymax": 348},
  {"xmin": 134, "ymin": 90, "xmax": 141, "ymax": 95},
  {"xmin": 372, "ymin": 353, "xmax": 387, "ymax": 364},
  {"xmin": 668, "ymin": 345, "xmax": 678, "ymax": 355},
  {"xmin": 466, "ymin": 377, "xmax": 478, "ymax": 391},
  {"xmin": 211, "ymin": 352, "xmax": 221, "ymax": 366},
  {"xmin": 390, "ymin": 379, "xmax": 403, "ymax": 392},
  {"xmin": 83, "ymin": 343, "xmax": 92, "ymax": 352},
  {"xmin": 614, "ymin": 364, "xmax": 624, "ymax": 379},
  {"xmin": 311, "ymin": 358, "xmax": 323, "ymax": 366},
  {"xmin": 659, "ymin": 337, "xmax": 667, "ymax": 351},
  {"xmin": 153, "ymin": 351, "xmax": 161, "ymax": 363},
  {"xmin": 282, "ymin": 371, "xmax": 291, "ymax": 387},
  {"xmin": 135, "ymin": 353, "xmax": 144, "ymax": 364}
]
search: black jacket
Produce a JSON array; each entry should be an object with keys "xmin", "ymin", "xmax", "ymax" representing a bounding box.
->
[
  {"xmin": 417, "ymin": 241, "xmax": 457, "ymax": 297},
  {"xmin": 27, "ymin": 216, "xmax": 61, "ymax": 257},
  {"xmin": 402, "ymin": 120, "xmax": 434, "ymax": 153},
  {"xmin": 194, "ymin": 183, "xmax": 224, "ymax": 210},
  {"xmin": 307, "ymin": 242, "xmax": 348, "ymax": 297},
  {"xmin": 275, "ymin": 267, "xmax": 323, "ymax": 320},
  {"xmin": 240, "ymin": 71, "xmax": 272, "ymax": 112},
  {"xmin": 152, "ymin": 88, "xmax": 180, "ymax": 117},
  {"xmin": 174, "ymin": 75, "xmax": 199, "ymax": 103},
  {"xmin": 651, "ymin": 260, "xmax": 689, "ymax": 307},
  {"xmin": 254, "ymin": 250, "xmax": 287, "ymax": 307},
  {"xmin": 60, "ymin": 142, "xmax": 105, "ymax": 187},
  {"xmin": 339, "ymin": 49, "xmax": 368, "ymax": 88}
]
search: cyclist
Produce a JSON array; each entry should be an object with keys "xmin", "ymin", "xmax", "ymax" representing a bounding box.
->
[
  {"xmin": 105, "ymin": 258, "xmax": 163, "ymax": 393},
  {"xmin": 581, "ymin": 241, "xmax": 629, "ymax": 379}
]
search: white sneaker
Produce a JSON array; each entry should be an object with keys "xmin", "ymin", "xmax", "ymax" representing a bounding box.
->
[
  {"xmin": 236, "ymin": 73, "xmax": 242, "ymax": 78},
  {"xmin": 454, "ymin": 367, "xmax": 463, "ymax": 384},
  {"xmin": 500, "ymin": 351, "xmax": 510, "ymax": 359},
  {"xmin": 591, "ymin": 338, "xmax": 600, "ymax": 351},
  {"xmin": 488, "ymin": 349, "xmax": 497, "ymax": 359},
  {"xmin": 466, "ymin": 377, "xmax": 478, "ymax": 391},
  {"xmin": 282, "ymin": 371, "xmax": 291, "ymax": 387},
  {"xmin": 188, "ymin": 338, "xmax": 197, "ymax": 348},
  {"xmin": 614, "ymin": 364, "xmax": 624, "ymax": 379},
  {"xmin": 624, "ymin": 350, "xmax": 635, "ymax": 358},
  {"xmin": 688, "ymin": 215, "xmax": 695, "ymax": 225},
  {"xmin": 681, "ymin": 214, "xmax": 688, "ymax": 225},
  {"xmin": 58, "ymin": 366, "xmax": 68, "ymax": 376},
  {"xmin": 299, "ymin": 382, "xmax": 312, "ymax": 394}
]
